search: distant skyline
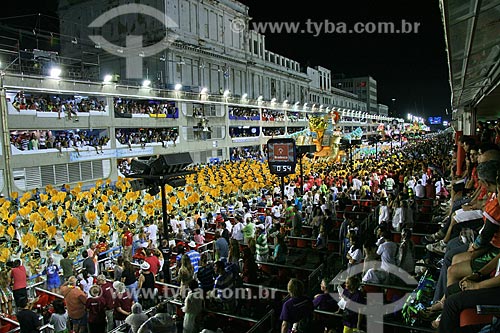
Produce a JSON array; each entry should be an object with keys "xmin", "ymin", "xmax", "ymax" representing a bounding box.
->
[{"xmin": 2, "ymin": 0, "xmax": 451, "ymax": 120}]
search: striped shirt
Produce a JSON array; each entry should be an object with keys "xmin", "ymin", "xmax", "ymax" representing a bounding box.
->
[
  {"xmin": 255, "ymin": 233, "xmax": 269, "ymax": 257},
  {"xmin": 176, "ymin": 250, "xmax": 201, "ymax": 273}
]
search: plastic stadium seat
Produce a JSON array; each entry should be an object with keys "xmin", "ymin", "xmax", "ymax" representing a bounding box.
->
[{"xmin": 460, "ymin": 308, "xmax": 493, "ymax": 328}]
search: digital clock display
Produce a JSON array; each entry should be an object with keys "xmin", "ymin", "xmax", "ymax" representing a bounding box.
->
[{"xmin": 267, "ymin": 138, "xmax": 296, "ymax": 175}]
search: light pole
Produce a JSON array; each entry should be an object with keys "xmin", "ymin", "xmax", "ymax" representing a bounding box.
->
[
  {"xmin": 391, "ymin": 98, "xmax": 396, "ymax": 117},
  {"xmin": 296, "ymin": 145, "xmax": 316, "ymax": 195}
]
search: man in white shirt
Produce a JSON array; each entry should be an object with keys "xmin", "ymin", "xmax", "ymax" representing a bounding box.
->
[
  {"xmin": 414, "ymin": 180, "xmax": 425, "ymax": 199},
  {"xmin": 146, "ymin": 221, "xmax": 158, "ymax": 246},
  {"xmin": 352, "ymin": 176, "xmax": 362, "ymax": 191},
  {"xmin": 243, "ymin": 208, "xmax": 253, "ymax": 225},
  {"xmin": 231, "ymin": 217, "xmax": 244, "ymax": 242},
  {"xmin": 379, "ymin": 199, "xmax": 390, "ymax": 225}
]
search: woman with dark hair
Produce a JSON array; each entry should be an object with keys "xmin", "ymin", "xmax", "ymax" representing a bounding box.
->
[
  {"xmin": 241, "ymin": 247, "xmax": 258, "ymax": 284},
  {"xmin": 121, "ymin": 260, "xmax": 138, "ymax": 302}
]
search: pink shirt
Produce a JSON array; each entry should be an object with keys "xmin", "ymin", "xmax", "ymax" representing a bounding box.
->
[
  {"xmin": 11, "ymin": 265, "xmax": 27, "ymax": 290},
  {"xmin": 194, "ymin": 234, "xmax": 205, "ymax": 244}
]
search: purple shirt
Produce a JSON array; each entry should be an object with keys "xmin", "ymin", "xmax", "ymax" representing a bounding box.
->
[
  {"xmin": 342, "ymin": 289, "xmax": 365, "ymax": 328},
  {"xmin": 313, "ymin": 293, "xmax": 336, "ymax": 311},
  {"xmin": 280, "ymin": 296, "xmax": 313, "ymax": 333}
]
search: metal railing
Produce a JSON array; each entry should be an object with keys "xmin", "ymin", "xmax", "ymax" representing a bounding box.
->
[
  {"xmin": 246, "ymin": 309, "xmax": 274, "ymax": 333},
  {"xmin": 307, "ymin": 263, "xmax": 324, "ymax": 297}
]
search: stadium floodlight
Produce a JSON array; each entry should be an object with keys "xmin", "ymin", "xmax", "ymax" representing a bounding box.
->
[
  {"xmin": 103, "ymin": 75, "xmax": 113, "ymax": 83},
  {"xmin": 49, "ymin": 67, "xmax": 62, "ymax": 78}
]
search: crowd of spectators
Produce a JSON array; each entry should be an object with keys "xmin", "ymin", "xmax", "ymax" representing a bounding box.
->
[
  {"xmin": 229, "ymin": 127, "xmax": 259, "ymax": 138},
  {"xmin": 11, "ymin": 91, "xmax": 106, "ymax": 113},
  {"xmin": 7, "ymin": 121, "xmax": 500, "ymax": 333},
  {"xmin": 115, "ymin": 128, "xmax": 179, "ymax": 149},
  {"xmin": 287, "ymin": 127, "xmax": 305, "ymax": 135},
  {"xmin": 10, "ymin": 129, "xmax": 109, "ymax": 154},
  {"xmin": 228, "ymin": 107, "xmax": 259, "ymax": 120},
  {"xmin": 114, "ymin": 98, "xmax": 178, "ymax": 118},
  {"xmin": 262, "ymin": 128, "xmax": 285, "ymax": 136},
  {"xmin": 262, "ymin": 109, "xmax": 285, "ymax": 121},
  {"xmin": 229, "ymin": 147, "xmax": 263, "ymax": 161}
]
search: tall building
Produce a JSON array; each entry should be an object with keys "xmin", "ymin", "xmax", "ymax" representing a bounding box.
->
[
  {"xmin": 332, "ymin": 75, "xmax": 381, "ymax": 114},
  {"xmin": 57, "ymin": 0, "xmax": 367, "ymax": 111}
]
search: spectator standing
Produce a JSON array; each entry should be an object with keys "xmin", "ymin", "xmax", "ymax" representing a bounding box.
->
[
  {"xmin": 214, "ymin": 231, "xmax": 229, "ymax": 260},
  {"xmin": 137, "ymin": 302, "xmax": 177, "ymax": 333},
  {"xmin": 113, "ymin": 282, "xmax": 133, "ymax": 327},
  {"xmin": 114, "ymin": 256, "xmax": 124, "ymax": 281},
  {"xmin": 280, "ymin": 278, "xmax": 313, "ymax": 333},
  {"xmin": 313, "ymin": 278, "xmax": 335, "ymax": 311},
  {"xmin": 125, "ymin": 303, "xmax": 148, "ymax": 333},
  {"xmin": 182, "ymin": 279, "xmax": 204, "ymax": 333},
  {"xmin": 144, "ymin": 249, "xmax": 161, "ymax": 276},
  {"xmin": 122, "ymin": 226, "xmax": 133, "ymax": 262},
  {"xmin": 86, "ymin": 285, "xmax": 107, "ymax": 333},
  {"xmin": 241, "ymin": 247, "xmax": 258, "ymax": 284},
  {"xmin": 340, "ymin": 276, "xmax": 365, "ymax": 333},
  {"xmin": 96, "ymin": 274, "xmax": 115, "ymax": 332},
  {"xmin": 255, "ymin": 225, "xmax": 269, "ymax": 262},
  {"xmin": 197, "ymin": 253, "xmax": 215, "ymax": 294},
  {"xmin": 49, "ymin": 299, "xmax": 68, "ymax": 333},
  {"xmin": 81, "ymin": 250, "xmax": 96, "ymax": 277},
  {"xmin": 60, "ymin": 276, "xmax": 87, "ymax": 333},
  {"xmin": 137, "ymin": 262, "xmax": 156, "ymax": 309},
  {"xmin": 16, "ymin": 297, "xmax": 41, "ymax": 333},
  {"xmin": 11, "ymin": 259, "xmax": 28, "ymax": 308},
  {"xmin": 60, "ymin": 251, "xmax": 75, "ymax": 281},
  {"xmin": 43, "ymin": 257, "xmax": 61, "ymax": 293}
]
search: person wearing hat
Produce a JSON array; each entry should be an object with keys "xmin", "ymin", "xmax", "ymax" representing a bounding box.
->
[
  {"xmin": 144, "ymin": 249, "xmax": 161, "ymax": 276},
  {"xmin": 60, "ymin": 276, "xmax": 87, "ymax": 333},
  {"xmin": 184, "ymin": 241, "xmax": 201, "ymax": 274},
  {"xmin": 113, "ymin": 282, "xmax": 132, "ymax": 327},
  {"xmin": 137, "ymin": 262, "xmax": 155, "ymax": 310},
  {"xmin": 137, "ymin": 302, "xmax": 176, "ymax": 333},
  {"xmin": 96, "ymin": 274, "xmax": 115, "ymax": 332},
  {"xmin": 86, "ymin": 284, "xmax": 107, "ymax": 333},
  {"xmin": 125, "ymin": 303, "xmax": 148, "ymax": 333}
]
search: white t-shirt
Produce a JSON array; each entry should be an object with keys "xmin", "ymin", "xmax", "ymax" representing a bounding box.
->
[
  {"xmin": 147, "ymin": 224, "xmax": 158, "ymax": 243},
  {"xmin": 377, "ymin": 241, "xmax": 398, "ymax": 271},
  {"xmin": 170, "ymin": 218, "xmax": 179, "ymax": 234},
  {"xmin": 232, "ymin": 222, "xmax": 244, "ymax": 241}
]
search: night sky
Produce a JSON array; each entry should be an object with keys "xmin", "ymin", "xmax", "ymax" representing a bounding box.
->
[
  {"xmin": 239, "ymin": 0, "xmax": 451, "ymax": 120},
  {"xmin": 2, "ymin": 0, "xmax": 451, "ymax": 120}
]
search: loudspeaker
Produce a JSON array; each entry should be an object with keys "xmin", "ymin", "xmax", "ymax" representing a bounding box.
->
[
  {"xmin": 166, "ymin": 178, "xmax": 187, "ymax": 188},
  {"xmin": 150, "ymin": 153, "xmax": 193, "ymax": 175},
  {"xmin": 130, "ymin": 159, "xmax": 152, "ymax": 174},
  {"xmin": 130, "ymin": 179, "xmax": 150, "ymax": 192}
]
